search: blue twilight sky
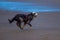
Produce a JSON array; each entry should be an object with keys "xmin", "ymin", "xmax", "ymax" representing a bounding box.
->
[{"xmin": 0, "ymin": 1, "xmax": 60, "ymax": 12}]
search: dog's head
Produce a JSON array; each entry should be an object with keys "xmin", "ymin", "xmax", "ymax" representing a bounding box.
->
[{"xmin": 32, "ymin": 12, "xmax": 38, "ymax": 17}]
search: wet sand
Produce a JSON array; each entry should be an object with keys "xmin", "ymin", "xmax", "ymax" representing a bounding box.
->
[{"xmin": 0, "ymin": 11, "xmax": 60, "ymax": 40}]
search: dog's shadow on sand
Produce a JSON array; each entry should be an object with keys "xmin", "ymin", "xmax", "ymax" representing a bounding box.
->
[
  {"xmin": 6, "ymin": 28, "xmax": 32, "ymax": 33},
  {"xmin": 18, "ymin": 29, "xmax": 33, "ymax": 32}
]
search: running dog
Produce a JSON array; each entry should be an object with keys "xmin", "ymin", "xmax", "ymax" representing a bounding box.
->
[{"xmin": 8, "ymin": 12, "xmax": 38, "ymax": 30}]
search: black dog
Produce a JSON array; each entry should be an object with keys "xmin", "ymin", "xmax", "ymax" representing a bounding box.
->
[{"xmin": 8, "ymin": 12, "xmax": 38, "ymax": 30}]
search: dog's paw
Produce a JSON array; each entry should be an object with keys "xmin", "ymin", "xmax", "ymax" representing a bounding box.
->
[
  {"xmin": 8, "ymin": 19, "xmax": 11, "ymax": 24},
  {"xmin": 30, "ymin": 27, "xmax": 32, "ymax": 29}
]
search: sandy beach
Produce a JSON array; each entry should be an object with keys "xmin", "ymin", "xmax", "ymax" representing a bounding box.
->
[{"xmin": 0, "ymin": 10, "xmax": 60, "ymax": 40}]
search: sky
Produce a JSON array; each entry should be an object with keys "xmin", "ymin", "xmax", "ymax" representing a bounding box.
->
[{"xmin": 0, "ymin": 0, "xmax": 60, "ymax": 12}]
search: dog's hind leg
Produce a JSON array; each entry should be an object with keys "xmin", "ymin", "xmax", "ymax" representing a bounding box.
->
[
  {"xmin": 8, "ymin": 16, "xmax": 17, "ymax": 23},
  {"xmin": 8, "ymin": 19, "xmax": 12, "ymax": 23},
  {"xmin": 16, "ymin": 22, "xmax": 23, "ymax": 30},
  {"xmin": 22, "ymin": 22, "xmax": 27, "ymax": 29}
]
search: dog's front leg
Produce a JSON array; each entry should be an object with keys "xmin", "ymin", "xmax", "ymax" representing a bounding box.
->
[
  {"xmin": 27, "ymin": 23, "xmax": 32, "ymax": 30},
  {"xmin": 26, "ymin": 20, "xmax": 32, "ymax": 29}
]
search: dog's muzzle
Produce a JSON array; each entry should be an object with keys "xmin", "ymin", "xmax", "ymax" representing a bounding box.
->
[{"xmin": 32, "ymin": 12, "xmax": 38, "ymax": 17}]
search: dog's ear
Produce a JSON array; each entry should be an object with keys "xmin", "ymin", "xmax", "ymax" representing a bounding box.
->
[
  {"xmin": 30, "ymin": 12, "xmax": 33, "ymax": 14},
  {"xmin": 29, "ymin": 12, "xmax": 34, "ymax": 16}
]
